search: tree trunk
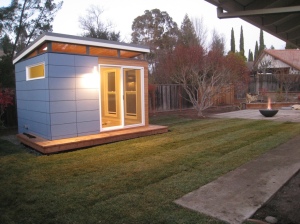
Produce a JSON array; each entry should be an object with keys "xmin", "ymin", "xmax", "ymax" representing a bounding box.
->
[
  {"xmin": 197, "ymin": 109, "xmax": 204, "ymax": 117},
  {"xmin": 11, "ymin": 0, "xmax": 28, "ymax": 59}
]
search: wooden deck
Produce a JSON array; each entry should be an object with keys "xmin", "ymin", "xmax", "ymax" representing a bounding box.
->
[{"xmin": 17, "ymin": 125, "xmax": 168, "ymax": 154}]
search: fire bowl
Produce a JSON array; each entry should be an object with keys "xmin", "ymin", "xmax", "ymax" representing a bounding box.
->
[{"xmin": 259, "ymin": 109, "xmax": 279, "ymax": 117}]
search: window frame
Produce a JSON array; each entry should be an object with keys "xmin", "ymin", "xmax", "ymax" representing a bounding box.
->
[{"xmin": 26, "ymin": 62, "xmax": 45, "ymax": 81}]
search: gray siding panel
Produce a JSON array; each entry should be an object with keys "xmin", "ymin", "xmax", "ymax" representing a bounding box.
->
[
  {"xmin": 76, "ymin": 99, "xmax": 99, "ymax": 111},
  {"xmin": 51, "ymin": 112, "xmax": 76, "ymax": 125},
  {"xmin": 77, "ymin": 121, "xmax": 100, "ymax": 134},
  {"xmin": 17, "ymin": 100, "xmax": 50, "ymax": 113},
  {"xmin": 75, "ymin": 55, "xmax": 98, "ymax": 67},
  {"xmin": 75, "ymin": 66, "xmax": 95, "ymax": 78},
  {"xmin": 48, "ymin": 53, "xmax": 75, "ymax": 66},
  {"xmin": 77, "ymin": 110, "xmax": 99, "ymax": 122},
  {"xmin": 50, "ymin": 101, "xmax": 76, "ymax": 113},
  {"xmin": 17, "ymin": 90, "xmax": 49, "ymax": 101},
  {"xmin": 18, "ymin": 109, "xmax": 50, "ymax": 125},
  {"xmin": 50, "ymin": 90, "xmax": 76, "ymax": 101},
  {"xmin": 48, "ymin": 65, "xmax": 76, "ymax": 78},
  {"xmin": 51, "ymin": 123, "xmax": 77, "ymax": 138},
  {"xmin": 27, "ymin": 77, "xmax": 49, "ymax": 90},
  {"xmin": 18, "ymin": 117, "xmax": 51, "ymax": 139},
  {"xmin": 16, "ymin": 77, "xmax": 49, "ymax": 91},
  {"xmin": 76, "ymin": 89, "xmax": 99, "ymax": 100},
  {"xmin": 49, "ymin": 77, "xmax": 75, "ymax": 89},
  {"xmin": 15, "ymin": 70, "xmax": 26, "ymax": 82}
]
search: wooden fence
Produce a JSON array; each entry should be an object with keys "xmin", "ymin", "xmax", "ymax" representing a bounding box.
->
[
  {"xmin": 1, "ymin": 85, "xmax": 235, "ymax": 127},
  {"xmin": 149, "ymin": 84, "xmax": 235, "ymax": 113}
]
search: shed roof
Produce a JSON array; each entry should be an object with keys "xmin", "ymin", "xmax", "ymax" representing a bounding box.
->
[{"xmin": 13, "ymin": 32, "xmax": 150, "ymax": 64}]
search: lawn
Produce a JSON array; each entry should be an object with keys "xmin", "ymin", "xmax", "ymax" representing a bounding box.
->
[{"xmin": 1, "ymin": 116, "xmax": 300, "ymax": 224}]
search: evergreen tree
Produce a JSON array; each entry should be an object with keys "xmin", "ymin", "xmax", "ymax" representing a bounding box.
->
[
  {"xmin": 178, "ymin": 14, "xmax": 198, "ymax": 46},
  {"xmin": 1, "ymin": 0, "xmax": 63, "ymax": 58},
  {"xmin": 254, "ymin": 41, "xmax": 259, "ymax": 60},
  {"xmin": 258, "ymin": 29, "xmax": 265, "ymax": 55},
  {"xmin": 248, "ymin": 49, "xmax": 253, "ymax": 62},
  {"xmin": 285, "ymin": 42, "xmax": 297, "ymax": 49},
  {"xmin": 230, "ymin": 27, "xmax": 235, "ymax": 53},
  {"xmin": 239, "ymin": 26, "xmax": 244, "ymax": 58}
]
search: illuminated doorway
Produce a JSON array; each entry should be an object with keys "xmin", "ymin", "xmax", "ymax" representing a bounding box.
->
[{"xmin": 100, "ymin": 66, "xmax": 144, "ymax": 130}]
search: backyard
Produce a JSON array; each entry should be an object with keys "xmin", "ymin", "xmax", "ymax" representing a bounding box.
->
[{"xmin": 1, "ymin": 115, "xmax": 300, "ymax": 224}]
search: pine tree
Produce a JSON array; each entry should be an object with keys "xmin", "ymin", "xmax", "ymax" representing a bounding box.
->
[
  {"xmin": 258, "ymin": 29, "xmax": 265, "ymax": 55},
  {"xmin": 230, "ymin": 27, "xmax": 235, "ymax": 53},
  {"xmin": 178, "ymin": 14, "xmax": 198, "ymax": 46},
  {"xmin": 248, "ymin": 49, "xmax": 253, "ymax": 62},
  {"xmin": 254, "ymin": 41, "xmax": 259, "ymax": 60},
  {"xmin": 239, "ymin": 26, "xmax": 245, "ymax": 58}
]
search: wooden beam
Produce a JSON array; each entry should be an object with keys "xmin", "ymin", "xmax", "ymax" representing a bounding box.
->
[{"xmin": 217, "ymin": 6, "xmax": 300, "ymax": 19}]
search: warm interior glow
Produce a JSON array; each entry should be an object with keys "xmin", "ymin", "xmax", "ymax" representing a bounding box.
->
[{"xmin": 267, "ymin": 97, "xmax": 272, "ymax": 110}]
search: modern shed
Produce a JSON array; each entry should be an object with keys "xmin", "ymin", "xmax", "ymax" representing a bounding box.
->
[{"xmin": 13, "ymin": 32, "xmax": 167, "ymax": 154}]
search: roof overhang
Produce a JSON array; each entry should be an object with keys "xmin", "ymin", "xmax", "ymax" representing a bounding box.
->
[
  {"xmin": 205, "ymin": 0, "xmax": 300, "ymax": 48},
  {"xmin": 13, "ymin": 32, "xmax": 150, "ymax": 64}
]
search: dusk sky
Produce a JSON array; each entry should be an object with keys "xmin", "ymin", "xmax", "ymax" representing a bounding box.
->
[{"xmin": 1, "ymin": 0, "xmax": 286, "ymax": 55}]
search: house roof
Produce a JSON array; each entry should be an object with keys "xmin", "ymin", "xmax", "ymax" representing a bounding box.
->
[
  {"xmin": 263, "ymin": 49, "xmax": 300, "ymax": 70},
  {"xmin": 205, "ymin": 0, "xmax": 300, "ymax": 48},
  {"xmin": 13, "ymin": 32, "xmax": 150, "ymax": 64}
]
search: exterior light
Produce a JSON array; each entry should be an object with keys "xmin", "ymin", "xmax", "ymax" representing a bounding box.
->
[{"xmin": 81, "ymin": 66, "xmax": 99, "ymax": 88}]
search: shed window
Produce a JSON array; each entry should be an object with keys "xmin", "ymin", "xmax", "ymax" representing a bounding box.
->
[
  {"xmin": 26, "ymin": 63, "xmax": 45, "ymax": 80},
  {"xmin": 52, "ymin": 42, "xmax": 86, "ymax": 54}
]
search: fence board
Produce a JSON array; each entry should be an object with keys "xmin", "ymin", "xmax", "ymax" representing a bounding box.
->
[{"xmin": 149, "ymin": 84, "xmax": 234, "ymax": 113}]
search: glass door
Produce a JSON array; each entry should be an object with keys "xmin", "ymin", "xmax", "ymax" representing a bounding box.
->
[
  {"xmin": 124, "ymin": 68, "xmax": 142, "ymax": 126},
  {"xmin": 100, "ymin": 66, "xmax": 144, "ymax": 130},
  {"xmin": 100, "ymin": 67, "xmax": 122, "ymax": 129}
]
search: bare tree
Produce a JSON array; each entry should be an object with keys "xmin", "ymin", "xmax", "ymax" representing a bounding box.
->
[
  {"xmin": 274, "ymin": 68, "xmax": 300, "ymax": 101},
  {"xmin": 79, "ymin": 5, "xmax": 120, "ymax": 41},
  {"xmin": 191, "ymin": 16, "xmax": 207, "ymax": 47},
  {"xmin": 156, "ymin": 44, "xmax": 248, "ymax": 117}
]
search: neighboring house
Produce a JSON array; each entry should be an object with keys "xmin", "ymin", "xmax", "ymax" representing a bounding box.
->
[
  {"xmin": 13, "ymin": 32, "xmax": 167, "ymax": 154},
  {"xmin": 252, "ymin": 49, "xmax": 300, "ymax": 95}
]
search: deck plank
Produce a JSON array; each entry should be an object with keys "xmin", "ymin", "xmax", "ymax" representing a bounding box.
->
[{"xmin": 17, "ymin": 125, "xmax": 168, "ymax": 154}]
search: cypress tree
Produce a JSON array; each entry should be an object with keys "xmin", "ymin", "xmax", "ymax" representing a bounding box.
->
[
  {"xmin": 248, "ymin": 49, "xmax": 253, "ymax": 62},
  {"xmin": 230, "ymin": 27, "xmax": 235, "ymax": 53},
  {"xmin": 239, "ymin": 26, "xmax": 244, "ymax": 58},
  {"xmin": 254, "ymin": 41, "xmax": 259, "ymax": 60},
  {"xmin": 258, "ymin": 29, "xmax": 265, "ymax": 55}
]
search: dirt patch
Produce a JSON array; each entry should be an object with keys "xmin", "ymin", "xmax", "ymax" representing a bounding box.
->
[{"xmin": 248, "ymin": 171, "xmax": 300, "ymax": 224}]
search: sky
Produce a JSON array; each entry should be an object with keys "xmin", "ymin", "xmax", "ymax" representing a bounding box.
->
[{"xmin": 1, "ymin": 0, "xmax": 286, "ymax": 57}]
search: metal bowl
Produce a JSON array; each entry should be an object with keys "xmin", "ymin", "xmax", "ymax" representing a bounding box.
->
[{"xmin": 259, "ymin": 109, "xmax": 279, "ymax": 117}]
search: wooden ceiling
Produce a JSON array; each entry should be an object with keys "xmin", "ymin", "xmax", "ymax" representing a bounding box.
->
[{"xmin": 205, "ymin": 0, "xmax": 300, "ymax": 48}]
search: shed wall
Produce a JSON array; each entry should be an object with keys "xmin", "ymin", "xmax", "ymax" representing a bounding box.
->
[
  {"xmin": 15, "ymin": 53, "xmax": 100, "ymax": 140},
  {"xmin": 15, "ymin": 54, "xmax": 51, "ymax": 139}
]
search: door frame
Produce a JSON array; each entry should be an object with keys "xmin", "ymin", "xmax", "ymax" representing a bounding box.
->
[{"xmin": 99, "ymin": 64, "xmax": 145, "ymax": 132}]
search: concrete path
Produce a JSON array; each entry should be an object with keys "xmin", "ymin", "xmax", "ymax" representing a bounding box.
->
[
  {"xmin": 175, "ymin": 110, "xmax": 300, "ymax": 224},
  {"xmin": 210, "ymin": 109, "xmax": 300, "ymax": 122}
]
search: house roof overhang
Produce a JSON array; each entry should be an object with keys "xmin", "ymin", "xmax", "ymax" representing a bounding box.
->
[
  {"xmin": 13, "ymin": 32, "xmax": 150, "ymax": 64},
  {"xmin": 204, "ymin": 0, "xmax": 300, "ymax": 48},
  {"xmin": 253, "ymin": 49, "xmax": 300, "ymax": 70}
]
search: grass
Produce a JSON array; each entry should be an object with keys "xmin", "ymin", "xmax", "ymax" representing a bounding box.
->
[{"xmin": 1, "ymin": 116, "xmax": 300, "ymax": 224}]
